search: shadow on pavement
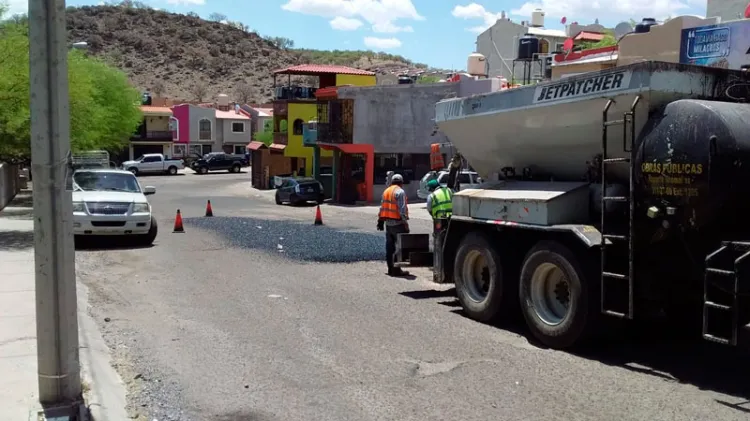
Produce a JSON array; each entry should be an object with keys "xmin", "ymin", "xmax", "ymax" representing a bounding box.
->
[
  {"xmin": 442, "ymin": 305, "xmax": 750, "ymax": 403},
  {"xmin": 135, "ymin": 173, "xmax": 185, "ymax": 177},
  {"xmin": 75, "ymin": 236, "xmax": 154, "ymax": 251},
  {"xmin": 8, "ymin": 191, "xmax": 33, "ymax": 207},
  {"xmin": 0, "ymin": 230, "xmax": 34, "ymax": 250},
  {"xmin": 399, "ymin": 288, "xmax": 456, "ymax": 300},
  {"xmin": 184, "ymin": 216, "xmax": 385, "ymax": 263},
  {"xmin": 0, "ymin": 206, "xmax": 34, "ymax": 220}
]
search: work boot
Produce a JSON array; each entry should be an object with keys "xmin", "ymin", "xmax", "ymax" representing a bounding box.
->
[{"xmin": 388, "ymin": 268, "xmax": 410, "ymax": 277}]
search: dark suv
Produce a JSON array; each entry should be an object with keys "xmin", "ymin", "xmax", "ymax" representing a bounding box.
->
[
  {"xmin": 275, "ymin": 177, "xmax": 325, "ymax": 205},
  {"xmin": 191, "ymin": 153, "xmax": 248, "ymax": 174}
]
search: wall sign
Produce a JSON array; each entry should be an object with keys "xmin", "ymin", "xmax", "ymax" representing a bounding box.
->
[
  {"xmin": 680, "ymin": 20, "xmax": 750, "ymax": 70},
  {"xmin": 533, "ymin": 71, "xmax": 632, "ymax": 103}
]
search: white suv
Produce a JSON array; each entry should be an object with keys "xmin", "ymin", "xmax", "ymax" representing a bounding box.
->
[
  {"xmin": 417, "ymin": 170, "xmax": 482, "ymax": 200},
  {"xmin": 72, "ymin": 169, "xmax": 158, "ymax": 245}
]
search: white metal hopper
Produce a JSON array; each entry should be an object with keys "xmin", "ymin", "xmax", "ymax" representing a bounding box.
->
[{"xmin": 435, "ymin": 61, "xmax": 750, "ymax": 182}]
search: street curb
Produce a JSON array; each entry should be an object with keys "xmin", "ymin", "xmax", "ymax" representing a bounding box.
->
[{"xmin": 77, "ymin": 282, "xmax": 129, "ymax": 421}]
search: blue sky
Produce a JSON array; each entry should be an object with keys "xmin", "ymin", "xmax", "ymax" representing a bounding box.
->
[{"xmin": 9, "ymin": 0, "xmax": 708, "ymax": 69}]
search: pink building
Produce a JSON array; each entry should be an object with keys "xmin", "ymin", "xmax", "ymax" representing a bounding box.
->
[{"xmin": 170, "ymin": 94, "xmax": 252, "ymax": 158}]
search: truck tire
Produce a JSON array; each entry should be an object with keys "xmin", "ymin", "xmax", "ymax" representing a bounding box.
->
[
  {"xmin": 453, "ymin": 232, "xmax": 511, "ymax": 323},
  {"xmin": 198, "ymin": 166, "xmax": 208, "ymax": 174},
  {"xmin": 167, "ymin": 166, "xmax": 178, "ymax": 175},
  {"xmin": 128, "ymin": 167, "xmax": 138, "ymax": 175},
  {"xmin": 231, "ymin": 164, "xmax": 241, "ymax": 173},
  {"xmin": 519, "ymin": 240, "xmax": 594, "ymax": 349}
]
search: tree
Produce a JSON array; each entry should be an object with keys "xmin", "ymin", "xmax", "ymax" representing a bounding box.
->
[
  {"xmin": 265, "ymin": 36, "xmax": 294, "ymax": 50},
  {"xmin": 253, "ymin": 120, "xmax": 273, "ymax": 145},
  {"xmin": 191, "ymin": 80, "xmax": 209, "ymax": 102},
  {"xmin": 234, "ymin": 82, "xmax": 253, "ymax": 104},
  {"xmin": 0, "ymin": 16, "xmax": 143, "ymax": 161},
  {"xmin": 208, "ymin": 12, "xmax": 227, "ymax": 22}
]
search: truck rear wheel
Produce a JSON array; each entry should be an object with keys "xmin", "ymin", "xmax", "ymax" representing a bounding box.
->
[
  {"xmin": 454, "ymin": 232, "xmax": 511, "ymax": 323},
  {"xmin": 519, "ymin": 240, "xmax": 594, "ymax": 349}
]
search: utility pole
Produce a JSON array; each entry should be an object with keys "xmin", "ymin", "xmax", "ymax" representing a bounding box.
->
[{"xmin": 28, "ymin": 0, "xmax": 82, "ymax": 408}]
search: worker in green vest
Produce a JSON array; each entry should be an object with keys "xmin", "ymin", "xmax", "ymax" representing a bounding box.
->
[
  {"xmin": 425, "ymin": 152, "xmax": 462, "ymax": 283},
  {"xmin": 425, "ymin": 179, "xmax": 453, "ymax": 219}
]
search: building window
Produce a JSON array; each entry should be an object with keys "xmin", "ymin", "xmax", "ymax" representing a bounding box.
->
[
  {"xmin": 189, "ymin": 144, "xmax": 202, "ymax": 157},
  {"xmin": 554, "ymin": 42, "xmax": 564, "ymax": 53},
  {"xmin": 232, "ymin": 122, "xmax": 245, "ymax": 133},
  {"xmin": 234, "ymin": 145, "xmax": 246, "ymax": 154},
  {"xmin": 199, "ymin": 119, "xmax": 212, "ymax": 140},
  {"xmin": 169, "ymin": 117, "xmax": 179, "ymax": 141},
  {"xmin": 292, "ymin": 118, "xmax": 304, "ymax": 135},
  {"xmin": 539, "ymin": 39, "xmax": 550, "ymax": 55},
  {"xmin": 173, "ymin": 144, "xmax": 187, "ymax": 158}
]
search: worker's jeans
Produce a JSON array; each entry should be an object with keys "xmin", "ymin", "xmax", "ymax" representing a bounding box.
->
[{"xmin": 385, "ymin": 223, "xmax": 409, "ymax": 272}]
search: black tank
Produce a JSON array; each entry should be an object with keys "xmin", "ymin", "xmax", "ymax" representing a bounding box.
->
[{"xmin": 635, "ymin": 99, "xmax": 750, "ymax": 237}]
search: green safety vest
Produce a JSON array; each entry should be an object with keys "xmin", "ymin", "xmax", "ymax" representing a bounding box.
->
[{"xmin": 430, "ymin": 187, "xmax": 453, "ymax": 219}]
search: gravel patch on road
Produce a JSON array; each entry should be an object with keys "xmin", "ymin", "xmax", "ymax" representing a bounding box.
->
[{"xmin": 184, "ymin": 216, "xmax": 387, "ymax": 263}]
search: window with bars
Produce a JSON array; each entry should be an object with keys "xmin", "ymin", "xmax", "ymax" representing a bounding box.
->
[{"xmin": 199, "ymin": 119, "xmax": 212, "ymax": 140}]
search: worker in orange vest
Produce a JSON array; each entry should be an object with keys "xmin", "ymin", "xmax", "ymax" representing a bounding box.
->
[{"xmin": 377, "ymin": 174, "xmax": 410, "ymax": 277}]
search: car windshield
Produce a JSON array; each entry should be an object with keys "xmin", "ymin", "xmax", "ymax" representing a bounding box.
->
[{"xmin": 73, "ymin": 172, "xmax": 141, "ymax": 193}]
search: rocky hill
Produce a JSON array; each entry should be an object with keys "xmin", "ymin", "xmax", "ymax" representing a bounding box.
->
[{"xmin": 66, "ymin": 4, "xmax": 442, "ymax": 103}]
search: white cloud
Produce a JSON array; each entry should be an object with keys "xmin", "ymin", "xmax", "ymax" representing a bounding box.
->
[
  {"xmin": 5, "ymin": 0, "xmax": 28, "ymax": 16},
  {"xmin": 330, "ymin": 16, "xmax": 364, "ymax": 30},
  {"xmin": 363, "ymin": 36, "xmax": 401, "ymax": 49},
  {"xmin": 282, "ymin": 0, "xmax": 423, "ymax": 35},
  {"xmin": 452, "ymin": 1, "xmax": 704, "ymax": 34},
  {"xmin": 372, "ymin": 21, "xmax": 413, "ymax": 33},
  {"xmin": 167, "ymin": 0, "xmax": 205, "ymax": 5},
  {"xmin": 451, "ymin": 3, "xmax": 503, "ymax": 34},
  {"xmin": 509, "ymin": 0, "xmax": 692, "ymax": 21}
]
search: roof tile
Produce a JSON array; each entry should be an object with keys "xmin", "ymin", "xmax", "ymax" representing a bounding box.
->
[{"xmin": 274, "ymin": 64, "xmax": 375, "ymax": 76}]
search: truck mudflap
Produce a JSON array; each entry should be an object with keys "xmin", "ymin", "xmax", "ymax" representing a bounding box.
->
[{"xmin": 449, "ymin": 215, "xmax": 610, "ymax": 248}]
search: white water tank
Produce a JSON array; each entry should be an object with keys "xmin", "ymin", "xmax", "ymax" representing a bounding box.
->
[
  {"xmin": 467, "ymin": 53, "xmax": 487, "ymax": 77},
  {"xmin": 217, "ymin": 93, "xmax": 229, "ymax": 106},
  {"xmin": 531, "ymin": 9, "xmax": 545, "ymax": 27}
]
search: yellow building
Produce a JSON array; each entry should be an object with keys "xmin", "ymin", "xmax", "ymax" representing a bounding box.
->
[
  {"xmin": 271, "ymin": 64, "xmax": 376, "ymax": 173},
  {"xmin": 129, "ymin": 106, "xmax": 174, "ymax": 160}
]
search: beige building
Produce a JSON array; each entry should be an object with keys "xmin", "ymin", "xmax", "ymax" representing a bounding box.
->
[
  {"xmin": 550, "ymin": 16, "xmax": 721, "ymax": 80},
  {"xmin": 707, "ymin": 0, "xmax": 747, "ymax": 21}
]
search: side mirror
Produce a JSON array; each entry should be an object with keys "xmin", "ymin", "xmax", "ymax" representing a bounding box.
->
[{"xmin": 143, "ymin": 186, "xmax": 156, "ymax": 195}]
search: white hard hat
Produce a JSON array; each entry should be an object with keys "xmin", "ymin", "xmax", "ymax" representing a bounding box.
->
[{"xmin": 391, "ymin": 174, "xmax": 404, "ymax": 183}]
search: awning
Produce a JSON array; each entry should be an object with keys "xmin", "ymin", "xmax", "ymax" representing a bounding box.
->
[
  {"xmin": 269, "ymin": 143, "xmax": 286, "ymax": 151},
  {"xmin": 247, "ymin": 141, "xmax": 267, "ymax": 151},
  {"xmin": 317, "ymin": 143, "xmax": 373, "ymax": 154}
]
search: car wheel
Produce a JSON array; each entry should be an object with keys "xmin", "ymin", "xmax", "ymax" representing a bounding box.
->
[
  {"xmin": 168, "ymin": 166, "xmax": 178, "ymax": 175},
  {"xmin": 128, "ymin": 167, "xmax": 138, "ymax": 175},
  {"xmin": 139, "ymin": 216, "xmax": 158, "ymax": 246},
  {"xmin": 199, "ymin": 166, "xmax": 208, "ymax": 174},
  {"xmin": 232, "ymin": 164, "xmax": 241, "ymax": 173},
  {"xmin": 275, "ymin": 193, "xmax": 282, "ymax": 205}
]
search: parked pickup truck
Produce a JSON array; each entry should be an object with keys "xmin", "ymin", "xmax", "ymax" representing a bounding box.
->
[
  {"xmin": 122, "ymin": 154, "xmax": 185, "ymax": 176},
  {"xmin": 191, "ymin": 152, "xmax": 248, "ymax": 174}
]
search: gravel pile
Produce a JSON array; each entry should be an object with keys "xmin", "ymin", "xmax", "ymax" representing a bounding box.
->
[{"xmin": 184, "ymin": 216, "xmax": 386, "ymax": 263}]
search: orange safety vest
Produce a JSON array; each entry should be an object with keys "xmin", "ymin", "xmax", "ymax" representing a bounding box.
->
[
  {"xmin": 430, "ymin": 144, "xmax": 445, "ymax": 171},
  {"xmin": 379, "ymin": 185, "xmax": 407, "ymax": 220}
]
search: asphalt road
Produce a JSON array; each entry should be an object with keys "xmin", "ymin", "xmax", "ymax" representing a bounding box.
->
[{"xmin": 75, "ymin": 171, "xmax": 750, "ymax": 421}]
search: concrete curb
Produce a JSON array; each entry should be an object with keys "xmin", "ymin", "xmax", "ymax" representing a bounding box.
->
[{"xmin": 77, "ymin": 282, "xmax": 129, "ymax": 421}]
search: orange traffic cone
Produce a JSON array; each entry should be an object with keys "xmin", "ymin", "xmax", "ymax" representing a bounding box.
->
[
  {"xmin": 205, "ymin": 200, "xmax": 213, "ymax": 217},
  {"xmin": 173, "ymin": 209, "xmax": 185, "ymax": 233},
  {"xmin": 314, "ymin": 205, "xmax": 323, "ymax": 226}
]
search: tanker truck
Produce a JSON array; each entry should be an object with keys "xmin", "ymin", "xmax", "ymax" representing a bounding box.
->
[{"xmin": 394, "ymin": 61, "xmax": 750, "ymax": 350}]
